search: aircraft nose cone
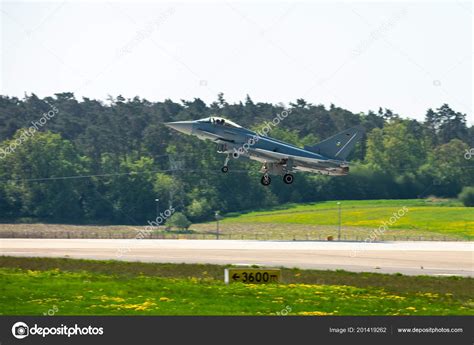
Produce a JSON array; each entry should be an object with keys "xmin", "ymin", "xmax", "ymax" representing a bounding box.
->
[{"xmin": 164, "ymin": 121, "xmax": 194, "ymax": 135}]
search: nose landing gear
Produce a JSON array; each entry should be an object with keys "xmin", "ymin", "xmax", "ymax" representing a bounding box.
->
[{"xmin": 221, "ymin": 155, "xmax": 230, "ymax": 173}]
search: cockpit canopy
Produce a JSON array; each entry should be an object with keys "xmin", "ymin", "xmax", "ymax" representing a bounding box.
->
[{"xmin": 196, "ymin": 117, "xmax": 242, "ymax": 128}]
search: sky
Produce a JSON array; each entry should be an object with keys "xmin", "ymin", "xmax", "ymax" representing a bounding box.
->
[{"xmin": 1, "ymin": 1, "xmax": 472, "ymax": 123}]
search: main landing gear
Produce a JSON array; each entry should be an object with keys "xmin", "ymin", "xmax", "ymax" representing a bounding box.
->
[
  {"xmin": 259, "ymin": 162, "xmax": 295, "ymax": 186},
  {"xmin": 221, "ymin": 157, "xmax": 294, "ymax": 186},
  {"xmin": 261, "ymin": 174, "xmax": 271, "ymax": 186},
  {"xmin": 283, "ymin": 173, "xmax": 294, "ymax": 184},
  {"xmin": 260, "ymin": 173, "xmax": 294, "ymax": 186}
]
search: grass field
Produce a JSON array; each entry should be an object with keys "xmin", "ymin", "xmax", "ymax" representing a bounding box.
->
[
  {"xmin": 1, "ymin": 257, "xmax": 472, "ymax": 316},
  {"xmin": 193, "ymin": 199, "xmax": 474, "ymax": 240},
  {"xmin": 1, "ymin": 199, "xmax": 472, "ymax": 241}
]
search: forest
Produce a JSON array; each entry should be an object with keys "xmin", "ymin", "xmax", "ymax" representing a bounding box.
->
[{"xmin": 0, "ymin": 92, "xmax": 472, "ymax": 224}]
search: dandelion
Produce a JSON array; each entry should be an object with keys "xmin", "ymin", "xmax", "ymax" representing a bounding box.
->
[
  {"xmin": 100, "ymin": 296, "xmax": 125, "ymax": 303},
  {"xmin": 27, "ymin": 270, "xmax": 40, "ymax": 277},
  {"xmin": 298, "ymin": 311, "xmax": 334, "ymax": 316}
]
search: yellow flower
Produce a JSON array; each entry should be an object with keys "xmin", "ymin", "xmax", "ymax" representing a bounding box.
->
[
  {"xmin": 100, "ymin": 296, "xmax": 125, "ymax": 303},
  {"xmin": 298, "ymin": 311, "xmax": 334, "ymax": 316},
  {"xmin": 386, "ymin": 295, "xmax": 406, "ymax": 300}
]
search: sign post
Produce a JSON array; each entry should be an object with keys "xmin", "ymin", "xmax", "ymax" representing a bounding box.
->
[{"xmin": 224, "ymin": 268, "xmax": 281, "ymax": 284}]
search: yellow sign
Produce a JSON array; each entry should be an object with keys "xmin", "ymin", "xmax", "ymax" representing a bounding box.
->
[{"xmin": 224, "ymin": 268, "xmax": 281, "ymax": 284}]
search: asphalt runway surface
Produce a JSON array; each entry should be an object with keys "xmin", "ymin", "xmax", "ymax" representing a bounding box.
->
[{"xmin": 1, "ymin": 239, "xmax": 472, "ymax": 276}]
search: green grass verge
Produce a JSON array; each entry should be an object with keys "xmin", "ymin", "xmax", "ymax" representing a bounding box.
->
[
  {"xmin": 2, "ymin": 199, "xmax": 472, "ymax": 241},
  {"xmin": 1, "ymin": 257, "xmax": 472, "ymax": 316},
  {"xmin": 204, "ymin": 199, "xmax": 473, "ymax": 240}
]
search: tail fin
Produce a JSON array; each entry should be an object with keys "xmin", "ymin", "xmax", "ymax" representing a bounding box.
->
[{"xmin": 304, "ymin": 125, "xmax": 365, "ymax": 160}]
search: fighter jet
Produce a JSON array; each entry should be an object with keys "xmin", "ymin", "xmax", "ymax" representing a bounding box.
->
[{"xmin": 165, "ymin": 117, "xmax": 364, "ymax": 186}]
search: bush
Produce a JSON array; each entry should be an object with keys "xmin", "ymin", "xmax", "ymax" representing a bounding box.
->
[
  {"xmin": 458, "ymin": 187, "xmax": 474, "ymax": 207},
  {"xmin": 167, "ymin": 212, "xmax": 192, "ymax": 230}
]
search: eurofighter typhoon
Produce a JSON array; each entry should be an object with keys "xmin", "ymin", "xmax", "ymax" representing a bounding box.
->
[{"xmin": 165, "ymin": 116, "xmax": 364, "ymax": 186}]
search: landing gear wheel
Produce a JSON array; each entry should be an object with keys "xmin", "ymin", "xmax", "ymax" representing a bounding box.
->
[
  {"xmin": 283, "ymin": 173, "xmax": 294, "ymax": 184},
  {"xmin": 261, "ymin": 174, "xmax": 271, "ymax": 186},
  {"xmin": 221, "ymin": 166, "xmax": 229, "ymax": 173}
]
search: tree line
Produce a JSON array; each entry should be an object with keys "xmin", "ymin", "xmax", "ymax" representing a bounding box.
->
[{"xmin": 0, "ymin": 93, "xmax": 472, "ymax": 224}]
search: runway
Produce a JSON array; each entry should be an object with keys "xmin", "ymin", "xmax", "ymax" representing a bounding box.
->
[{"xmin": 1, "ymin": 239, "xmax": 473, "ymax": 276}]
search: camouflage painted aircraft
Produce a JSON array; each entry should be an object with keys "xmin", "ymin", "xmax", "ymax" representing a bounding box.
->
[{"xmin": 165, "ymin": 117, "xmax": 364, "ymax": 186}]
